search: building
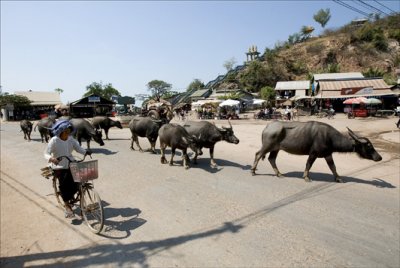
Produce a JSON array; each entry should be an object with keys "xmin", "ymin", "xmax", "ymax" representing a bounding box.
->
[
  {"xmin": 275, "ymin": 80, "xmax": 310, "ymax": 100},
  {"xmin": 1, "ymin": 90, "xmax": 62, "ymax": 120},
  {"xmin": 70, "ymin": 94, "xmax": 115, "ymax": 118}
]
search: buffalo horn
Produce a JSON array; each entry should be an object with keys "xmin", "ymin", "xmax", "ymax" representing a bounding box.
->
[{"xmin": 347, "ymin": 127, "xmax": 361, "ymax": 142}]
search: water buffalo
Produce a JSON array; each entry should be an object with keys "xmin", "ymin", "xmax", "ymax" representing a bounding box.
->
[
  {"xmin": 251, "ymin": 121, "xmax": 382, "ymax": 182},
  {"xmin": 91, "ymin": 116, "xmax": 123, "ymax": 140},
  {"xmin": 70, "ymin": 118, "xmax": 105, "ymax": 149},
  {"xmin": 34, "ymin": 117, "xmax": 55, "ymax": 143},
  {"xmin": 158, "ymin": 123, "xmax": 202, "ymax": 169},
  {"xmin": 128, "ymin": 117, "xmax": 162, "ymax": 153},
  {"xmin": 183, "ymin": 120, "xmax": 240, "ymax": 168},
  {"xmin": 20, "ymin": 120, "xmax": 33, "ymax": 141}
]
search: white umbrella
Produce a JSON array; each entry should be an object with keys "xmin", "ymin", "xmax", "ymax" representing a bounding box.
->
[
  {"xmin": 219, "ymin": 99, "xmax": 240, "ymax": 107},
  {"xmin": 252, "ymin": 99, "xmax": 266, "ymax": 105},
  {"xmin": 364, "ymin": 98, "xmax": 382, "ymax": 105}
]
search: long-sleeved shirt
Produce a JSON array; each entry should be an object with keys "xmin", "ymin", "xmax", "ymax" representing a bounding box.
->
[{"xmin": 44, "ymin": 136, "xmax": 87, "ymax": 170}]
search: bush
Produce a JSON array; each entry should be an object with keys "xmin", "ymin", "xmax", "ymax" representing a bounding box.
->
[
  {"xmin": 388, "ymin": 29, "xmax": 400, "ymax": 42},
  {"xmin": 306, "ymin": 41, "xmax": 325, "ymax": 54}
]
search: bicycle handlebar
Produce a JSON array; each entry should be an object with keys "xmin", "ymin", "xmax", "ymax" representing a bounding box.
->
[{"xmin": 57, "ymin": 153, "xmax": 92, "ymax": 163}]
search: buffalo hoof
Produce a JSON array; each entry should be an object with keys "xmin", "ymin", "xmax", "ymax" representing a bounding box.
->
[
  {"xmin": 169, "ymin": 162, "xmax": 173, "ymax": 166},
  {"xmin": 251, "ymin": 171, "xmax": 256, "ymax": 176},
  {"xmin": 184, "ymin": 166, "xmax": 190, "ymax": 170},
  {"xmin": 304, "ymin": 176, "xmax": 312, "ymax": 182},
  {"xmin": 335, "ymin": 177, "xmax": 345, "ymax": 183},
  {"xmin": 161, "ymin": 157, "xmax": 168, "ymax": 164}
]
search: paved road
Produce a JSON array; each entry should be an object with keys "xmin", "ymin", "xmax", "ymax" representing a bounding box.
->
[{"xmin": 1, "ymin": 116, "xmax": 399, "ymax": 267}]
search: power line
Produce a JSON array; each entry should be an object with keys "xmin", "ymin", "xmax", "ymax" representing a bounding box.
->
[
  {"xmin": 333, "ymin": 0, "xmax": 370, "ymax": 17},
  {"xmin": 352, "ymin": 0, "xmax": 381, "ymax": 14},
  {"xmin": 373, "ymin": 0, "xmax": 396, "ymax": 14},
  {"xmin": 357, "ymin": 0, "xmax": 389, "ymax": 16}
]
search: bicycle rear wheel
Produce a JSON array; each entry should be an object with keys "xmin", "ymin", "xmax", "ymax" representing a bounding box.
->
[{"xmin": 80, "ymin": 184, "xmax": 104, "ymax": 234}]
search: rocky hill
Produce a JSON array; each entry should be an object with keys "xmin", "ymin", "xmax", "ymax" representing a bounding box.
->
[{"xmin": 215, "ymin": 14, "xmax": 400, "ymax": 91}]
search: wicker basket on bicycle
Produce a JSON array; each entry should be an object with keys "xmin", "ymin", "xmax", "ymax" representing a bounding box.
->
[{"xmin": 69, "ymin": 160, "xmax": 99, "ymax": 182}]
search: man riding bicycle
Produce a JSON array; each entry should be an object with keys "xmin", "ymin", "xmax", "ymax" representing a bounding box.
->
[{"xmin": 44, "ymin": 120, "xmax": 91, "ymax": 218}]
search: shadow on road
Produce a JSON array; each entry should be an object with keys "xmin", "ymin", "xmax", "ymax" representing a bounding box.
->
[
  {"xmin": 283, "ymin": 171, "xmax": 396, "ymax": 188},
  {"xmin": 0, "ymin": 221, "xmax": 243, "ymax": 267},
  {"xmin": 100, "ymin": 201, "xmax": 146, "ymax": 239},
  {"xmin": 90, "ymin": 148, "xmax": 118, "ymax": 155}
]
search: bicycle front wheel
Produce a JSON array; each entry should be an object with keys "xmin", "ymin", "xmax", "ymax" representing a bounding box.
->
[{"xmin": 80, "ymin": 184, "xmax": 104, "ymax": 234}]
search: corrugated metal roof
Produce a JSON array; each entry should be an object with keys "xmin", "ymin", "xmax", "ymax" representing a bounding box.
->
[
  {"xmin": 319, "ymin": 78, "xmax": 390, "ymax": 91},
  {"xmin": 190, "ymin": 89, "xmax": 211, "ymax": 98},
  {"xmin": 275, "ymin": 81, "xmax": 310, "ymax": 90},
  {"xmin": 313, "ymin": 72, "xmax": 364, "ymax": 81},
  {"xmin": 315, "ymin": 78, "xmax": 394, "ymax": 98},
  {"xmin": 314, "ymin": 89, "xmax": 395, "ymax": 99},
  {"xmin": 14, "ymin": 91, "xmax": 62, "ymax": 106}
]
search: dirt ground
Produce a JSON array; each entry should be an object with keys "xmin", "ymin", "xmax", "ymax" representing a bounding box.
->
[{"xmin": 1, "ymin": 113, "xmax": 399, "ymax": 267}]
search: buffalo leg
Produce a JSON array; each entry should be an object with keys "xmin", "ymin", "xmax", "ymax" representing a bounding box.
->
[
  {"xmin": 182, "ymin": 149, "xmax": 190, "ymax": 169},
  {"xmin": 130, "ymin": 135, "xmax": 136, "ymax": 150},
  {"xmin": 104, "ymin": 129, "xmax": 109, "ymax": 140},
  {"xmin": 86, "ymin": 140, "xmax": 91, "ymax": 149},
  {"xmin": 135, "ymin": 138, "xmax": 144, "ymax": 152},
  {"xmin": 251, "ymin": 146, "xmax": 269, "ymax": 175},
  {"xmin": 160, "ymin": 143, "xmax": 168, "ymax": 164},
  {"xmin": 169, "ymin": 148, "xmax": 175, "ymax": 166},
  {"xmin": 268, "ymin": 150, "xmax": 283, "ymax": 177},
  {"xmin": 303, "ymin": 155, "xmax": 317, "ymax": 182},
  {"xmin": 209, "ymin": 146, "xmax": 217, "ymax": 168},
  {"xmin": 324, "ymin": 154, "xmax": 343, "ymax": 183},
  {"xmin": 149, "ymin": 141, "xmax": 157, "ymax": 154},
  {"xmin": 192, "ymin": 150, "xmax": 199, "ymax": 164}
]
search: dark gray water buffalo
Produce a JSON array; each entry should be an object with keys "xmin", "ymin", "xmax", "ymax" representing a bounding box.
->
[
  {"xmin": 183, "ymin": 120, "xmax": 240, "ymax": 168},
  {"xmin": 70, "ymin": 118, "xmax": 105, "ymax": 149},
  {"xmin": 20, "ymin": 120, "xmax": 33, "ymax": 141},
  {"xmin": 158, "ymin": 123, "xmax": 202, "ymax": 169},
  {"xmin": 34, "ymin": 117, "xmax": 55, "ymax": 143},
  {"xmin": 128, "ymin": 117, "xmax": 162, "ymax": 153},
  {"xmin": 251, "ymin": 121, "xmax": 382, "ymax": 182},
  {"xmin": 91, "ymin": 116, "xmax": 123, "ymax": 140}
]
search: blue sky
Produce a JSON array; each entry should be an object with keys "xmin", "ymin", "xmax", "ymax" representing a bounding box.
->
[{"xmin": 1, "ymin": 1, "xmax": 399, "ymax": 105}]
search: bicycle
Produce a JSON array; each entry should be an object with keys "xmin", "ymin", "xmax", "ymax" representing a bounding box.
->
[{"xmin": 41, "ymin": 154, "xmax": 104, "ymax": 234}]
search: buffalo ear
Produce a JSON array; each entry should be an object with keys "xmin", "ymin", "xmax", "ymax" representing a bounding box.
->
[{"xmin": 347, "ymin": 127, "xmax": 361, "ymax": 142}]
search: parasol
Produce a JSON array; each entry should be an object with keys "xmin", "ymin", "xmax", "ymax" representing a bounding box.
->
[
  {"xmin": 219, "ymin": 99, "xmax": 240, "ymax": 107},
  {"xmin": 343, "ymin": 97, "xmax": 368, "ymax": 104},
  {"xmin": 364, "ymin": 98, "xmax": 382, "ymax": 105}
]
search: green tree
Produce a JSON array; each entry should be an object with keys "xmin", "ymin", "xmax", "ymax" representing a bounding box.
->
[
  {"xmin": 313, "ymin": 8, "xmax": 331, "ymax": 28},
  {"xmin": 54, "ymin": 88, "xmax": 64, "ymax": 95},
  {"xmin": 239, "ymin": 61, "xmax": 270, "ymax": 92},
  {"xmin": 300, "ymin": 26, "xmax": 314, "ymax": 40},
  {"xmin": 260, "ymin": 86, "xmax": 276, "ymax": 103},
  {"xmin": 186, "ymin": 79, "xmax": 205, "ymax": 92},
  {"xmin": 146, "ymin": 80, "xmax": 172, "ymax": 101},
  {"xmin": 83, "ymin": 82, "xmax": 121, "ymax": 100},
  {"xmin": 223, "ymin": 57, "xmax": 237, "ymax": 72},
  {"xmin": 0, "ymin": 94, "xmax": 31, "ymax": 107}
]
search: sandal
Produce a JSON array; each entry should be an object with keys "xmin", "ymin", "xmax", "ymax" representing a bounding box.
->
[{"xmin": 64, "ymin": 209, "xmax": 74, "ymax": 218}]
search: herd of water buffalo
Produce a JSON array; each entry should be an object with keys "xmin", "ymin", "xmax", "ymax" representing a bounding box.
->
[{"xmin": 19, "ymin": 115, "xmax": 382, "ymax": 182}]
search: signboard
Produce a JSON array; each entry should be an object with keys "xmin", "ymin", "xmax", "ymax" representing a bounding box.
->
[
  {"xmin": 88, "ymin": 96, "xmax": 100, "ymax": 102},
  {"xmin": 341, "ymin": 86, "xmax": 373, "ymax": 95}
]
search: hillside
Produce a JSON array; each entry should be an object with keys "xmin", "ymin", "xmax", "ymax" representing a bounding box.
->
[{"xmin": 215, "ymin": 14, "xmax": 400, "ymax": 91}]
